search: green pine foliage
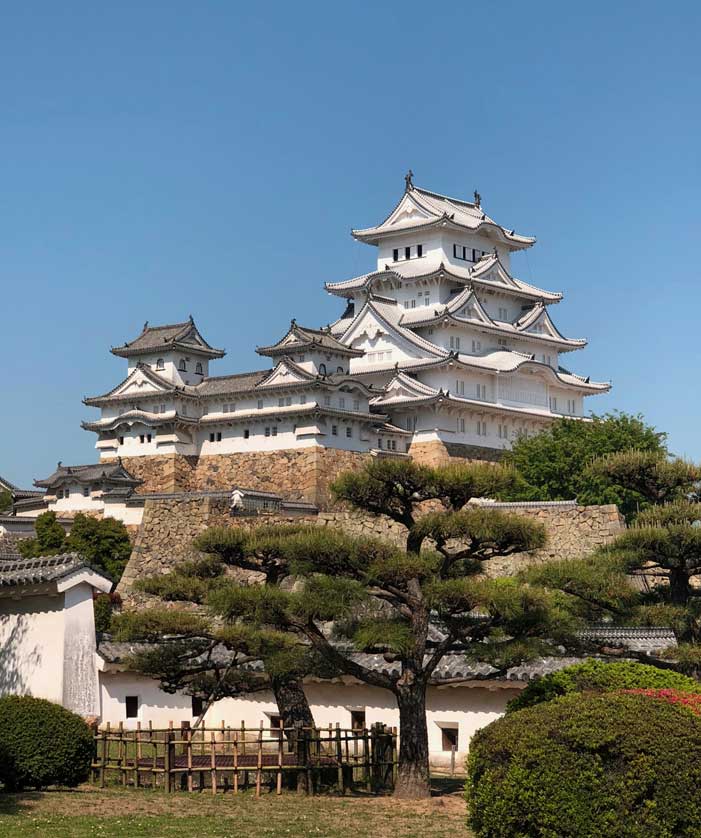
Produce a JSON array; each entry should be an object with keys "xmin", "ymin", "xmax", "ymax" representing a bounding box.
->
[
  {"xmin": 18, "ymin": 511, "xmax": 66, "ymax": 557},
  {"xmin": 507, "ymin": 659, "xmax": 701, "ymax": 712},
  {"xmin": 467, "ymin": 692, "xmax": 701, "ymax": 838},
  {"xmin": 0, "ymin": 696, "xmax": 94, "ymax": 791}
]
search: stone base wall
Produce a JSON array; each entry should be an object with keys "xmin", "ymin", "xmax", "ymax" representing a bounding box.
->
[
  {"xmin": 408, "ymin": 440, "xmax": 503, "ymax": 466},
  {"xmin": 119, "ymin": 494, "xmax": 625, "ymax": 603},
  {"xmin": 113, "ymin": 448, "xmax": 373, "ymax": 509}
]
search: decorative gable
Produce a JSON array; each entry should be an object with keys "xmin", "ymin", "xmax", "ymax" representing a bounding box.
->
[{"xmin": 256, "ymin": 359, "xmax": 314, "ymax": 388}]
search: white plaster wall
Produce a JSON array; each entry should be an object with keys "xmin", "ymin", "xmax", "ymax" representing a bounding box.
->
[
  {"xmin": 102, "ymin": 500, "xmax": 144, "ymax": 526},
  {"xmin": 62, "ymin": 583, "xmax": 102, "ymax": 716},
  {"xmin": 0, "ymin": 593, "xmax": 65, "ymax": 704},
  {"xmin": 98, "ymin": 673, "xmax": 517, "ymax": 763}
]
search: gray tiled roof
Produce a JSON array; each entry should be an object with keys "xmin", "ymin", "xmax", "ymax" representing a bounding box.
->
[
  {"xmin": 0, "ymin": 553, "xmax": 111, "ymax": 587},
  {"xmin": 257, "ymin": 321, "xmax": 364, "ymax": 358},
  {"xmin": 35, "ymin": 461, "xmax": 141, "ymax": 490},
  {"xmin": 193, "ymin": 370, "xmax": 270, "ymax": 396},
  {"xmin": 111, "ymin": 318, "xmax": 225, "ymax": 359},
  {"xmin": 98, "ymin": 625, "xmax": 677, "ymax": 685}
]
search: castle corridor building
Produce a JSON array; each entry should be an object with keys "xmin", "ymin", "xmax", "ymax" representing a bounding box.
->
[{"xmin": 34, "ymin": 176, "xmax": 609, "ymax": 510}]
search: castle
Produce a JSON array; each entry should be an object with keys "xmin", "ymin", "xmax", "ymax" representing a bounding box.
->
[{"xmin": 17, "ymin": 176, "xmax": 609, "ymax": 518}]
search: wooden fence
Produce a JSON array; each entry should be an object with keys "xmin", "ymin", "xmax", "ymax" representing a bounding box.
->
[{"xmin": 91, "ymin": 720, "xmax": 398, "ymax": 795}]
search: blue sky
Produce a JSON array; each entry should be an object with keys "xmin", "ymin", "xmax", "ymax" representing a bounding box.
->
[{"xmin": 1, "ymin": 1, "xmax": 699, "ymax": 486}]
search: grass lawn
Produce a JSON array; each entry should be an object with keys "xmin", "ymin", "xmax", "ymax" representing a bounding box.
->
[{"xmin": 0, "ymin": 779, "xmax": 472, "ymax": 837}]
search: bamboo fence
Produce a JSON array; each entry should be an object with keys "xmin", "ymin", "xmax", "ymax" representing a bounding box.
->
[{"xmin": 91, "ymin": 720, "xmax": 397, "ymax": 796}]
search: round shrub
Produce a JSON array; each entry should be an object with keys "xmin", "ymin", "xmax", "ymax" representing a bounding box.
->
[
  {"xmin": 0, "ymin": 695, "xmax": 94, "ymax": 790},
  {"xmin": 621, "ymin": 688, "xmax": 701, "ymax": 716},
  {"xmin": 467, "ymin": 692, "xmax": 701, "ymax": 838},
  {"xmin": 507, "ymin": 658, "xmax": 701, "ymax": 712}
]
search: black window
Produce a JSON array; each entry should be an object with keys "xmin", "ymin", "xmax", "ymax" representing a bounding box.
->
[
  {"xmin": 216, "ymin": 432, "xmax": 222, "ymax": 442},
  {"xmin": 125, "ymin": 696, "xmax": 139, "ymax": 719},
  {"xmin": 147, "ymin": 434, "xmax": 152, "ymax": 443},
  {"xmin": 265, "ymin": 427, "xmax": 270, "ymax": 437},
  {"xmin": 405, "ymin": 246, "xmax": 411, "ymax": 260},
  {"xmin": 195, "ymin": 362, "xmax": 203, "ymax": 375},
  {"xmin": 118, "ymin": 436, "xmax": 124, "ymax": 446},
  {"xmin": 441, "ymin": 726, "xmax": 459, "ymax": 751},
  {"xmin": 244, "ymin": 429, "xmax": 250, "ymax": 439},
  {"xmin": 83, "ymin": 487, "xmax": 90, "ymax": 497},
  {"xmin": 271, "ymin": 426, "xmax": 277, "ymax": 437},
  {"xmin": 331, "ymin": 425, "xmax": 338, "ymax": 436},
  {"xmin": 139, "ymin": 434, "xmax": 145, "ymax": 444},
  {"xmin": 318, "ymin": 363, "xmax": 327, "ymax": 376},
  {"xmin": 346, "ymin": 426, "xmax": 352, "ymax": 438},
  {"xmin": 351, "ymin": 710, "xmax": 366, "ymax": 730},
  {"xmin": 156, "ymin": 358, "xmax": 165, "ymax": 370},
  {"xmin": 209, "ymin": 433, "xmax": 215, "ymax": 442},
  {"xmin": 337, "ymin": 366, "xmax": 344, "ymax": 374},
  {"xmin": 191, "ymin": 696, "xmax": 204, "ymax": 718},
  {"xmin": 417, "ymin": 244, "xmax": 423, "ymax": 257},
  {"xmin": 393, "ymin": 248, "xmax": 399, "ymax": 262}
]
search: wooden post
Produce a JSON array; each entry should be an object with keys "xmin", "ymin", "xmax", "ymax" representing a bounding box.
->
[
  {"xmin": 276, "ymin": 718, "xmax": 283, "ymax": 795},
  {"xmin": 335, "ymin": 724, "xmax": 343, "ymax": 793},
  {"xmin": 164, "ymin": 726, "xmax": 173, "ymax": 794},
  {"xmin": 184, "ymin": 722, "xmax": 193, "ymax": 792},
  {"xmin": 118, "ymin": 722, "xmax": 126, "ymax": 787},
  {"xmin": 100, "ymin": 725, "xmax": 108, "ymax": 788},
  {"xmin": 233, "ymin": 730, "xmax": 239, "ymax": 794},
  {"xmin": 255, "ymin": 721, "xmax": 263, "ymax": 798},
  {"xmin": 450, "ymin": 744, "xmax": 456, "ymax": 777},
  {"xmin": 363, "ymin": 727, "xmax": 371, "ymax": 793},
  {"xmin": 391, "ymin": 726, "xmax": 398, "ymax": 790},
  {"xmin": 210, "ymin": 731, "xmax": 217, "ymax": 795}
]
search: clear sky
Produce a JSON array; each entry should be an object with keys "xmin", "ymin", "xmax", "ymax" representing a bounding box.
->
[{"xmin": 1, "ymin": 1, "xmax": 699, "ymax": 487}]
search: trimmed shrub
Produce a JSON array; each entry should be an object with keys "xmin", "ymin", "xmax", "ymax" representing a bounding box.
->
[
  {"xmin": 0, "ymin": 695, "xmax": 94, "ymax": 790},
  {"xmin": 621, "ymin": 688, "xmax": 701, "ymax": 716},
  {"xmin": 507, "ymin": 658, "xmax": 701, "ymax": 712},
  {"xmin": 467, "ymin": 692, "xmax": 701, "ymax": 838}
]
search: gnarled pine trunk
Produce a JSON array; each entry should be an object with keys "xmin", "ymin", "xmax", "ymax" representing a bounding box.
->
[
  {"xmin": 394, "ymin": 681, "xmax": 431, "ymax": 799},
  {"xmin": 669, "ymin": 569, "xmax": 691, "ymax": 605},
  {"xmin": 271, "ymin": 675, "xmax": 314, "ymax": 793}
]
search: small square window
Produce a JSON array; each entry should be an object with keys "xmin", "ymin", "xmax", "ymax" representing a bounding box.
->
[
  {"xmin": 350, "ymin": 709, "xmax": 366, "ymax": 730},
  {"xmin": 216, "ymin": 432, "xmax": 222, "ymax": 442},
  {"xmin": 272, "ymin": 426, "xmax": 278, "ymax": 436},
  {"xmin": 278, "ymin": 397, "xmax": 285, "ymax": 407},
  {"xmin": 346, "ymin": 426, "xmax": 352, "ymax": 438},
  {"xmin": 147, "ymin": 434, "xmax": 152, "ymax": 443},
  {"xmin": 139, "ymin": 434, "xmax": 145, "ymax": 444},
  {"xmin": 125, "ymin": 696, "xmax": 139, "ymax": 719},
  {"xmin": 83, "ymin": 487, "xmax": 90, "ymax": 498},
  {"xmin": 441, "ymin": 726, "xmax": 458, "ymax": 752},
  {"xmin": 257, "ymin": 399, "xmax": 264, "ymax": 409},
  {"xmin": 300, "ymin": 395, "xmax": 307, "ymax": 404},
  {"xmin": 265, "ymin": 427, "xmax": 270, "ymax": 437},
  {"xmin": 331, "ymin": 425, "xmax": 338, "ymax": 436},
  {"xmin": 353, "ymin": 399, "xmax": 360, "ymax": 411},
  {"xmin": 209, "ymin": 433, "xmax": 215, "ymax": 442},
  {"xmin": 118, "ymin": 436, "xmax": 124, "ymax": 446},
  {"xmin": 192, "ymin": 696, "xmax": 204, "ymax": 718},
  {"xmin": 339, "ymin": 397, "xmax": 345, "ymax": 409},
  {"xmin": 393, "ymin": 248, "xmax": 399, "ymax": 262},
  {"xmin": 244, "ymin": 429, "xmax": 250, "ymax": 439}
]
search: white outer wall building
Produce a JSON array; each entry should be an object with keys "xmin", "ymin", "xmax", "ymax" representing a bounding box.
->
[{"xmin": 97, "ymin": 668, "xmax": 517, "ymax": 769}]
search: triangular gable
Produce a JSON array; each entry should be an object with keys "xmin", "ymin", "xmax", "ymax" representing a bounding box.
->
[
  {"xmin": 108, "ymin": 366, "xmax": 175, "ymax": 398},
  {"xmin": 518, "ymin": 307, "xmax": 580, "ymax": 344},
  {"xmin": 450, "ymin": 290, "xmax": 494, "ymax": 325},
  {"xmin": 384, "ymin": 192, "xmax": 436, "ymax": 228},
  {"xmin": 378, "ymin": 373, "xmax": 438, "ymax": 402},
  {"xmin": 256, "ymin": 359, "xmax": 316, "ymax": 388},
  {"xmin": 470, "ymin": 256, "xmax": 521, "ymax": 292},
  {"xmin": 341, "ymin": 302, "xmax": 443, "ymax": 361}
]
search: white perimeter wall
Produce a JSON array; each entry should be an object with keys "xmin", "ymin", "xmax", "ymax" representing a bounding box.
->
[
  {"xmin": 0, "ymin": 593, "xmax": 66, "ymax": 704},
  {"xmin": 99, "ymin": 672, "xmax": 515, "ymax": 763}
]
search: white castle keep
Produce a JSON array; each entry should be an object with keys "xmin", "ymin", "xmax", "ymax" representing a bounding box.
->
[{"xmin": 82, "ymin": 175, "xmax": 609, "ymax": 462}]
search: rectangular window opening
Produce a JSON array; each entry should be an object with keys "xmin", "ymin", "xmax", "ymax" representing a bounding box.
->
[{"xmin": 125, "ymin": 696, "xmax": 139, "ymax": 719}]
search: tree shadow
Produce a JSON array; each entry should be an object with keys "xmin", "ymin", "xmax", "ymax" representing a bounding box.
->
[
  {"xmin": 0, "ymin": 613, "xmax": 42, "ymax": 696},
  {"xmin": 430, "ymin": 776, "xmax": 465, "ymax": 797}
]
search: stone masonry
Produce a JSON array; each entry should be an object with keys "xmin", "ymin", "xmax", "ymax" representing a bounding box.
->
[
  {"xmin": 118, "ymin": 494, "xmax": 625, "ymax": 604},
  {"xmin": 109, "ymin": 448, "xmax": 371, "ymax": 510}
]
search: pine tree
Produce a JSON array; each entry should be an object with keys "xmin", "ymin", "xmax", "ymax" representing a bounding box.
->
[{"xmin": 126, "ymin": 460, "xmax": 549, "ymax": 798}]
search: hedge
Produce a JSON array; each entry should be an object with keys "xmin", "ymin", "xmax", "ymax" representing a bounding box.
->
[
  {"xmin": 0, "ymin": 695, "xmax": 94, "ymax": 790},
  {"xmin": 467, "ymin": 691, "xmax": 701, "ymax": 838},
  {"xmin": 507, "ymin": 658, "xmax": 701, "ymax": 712}
]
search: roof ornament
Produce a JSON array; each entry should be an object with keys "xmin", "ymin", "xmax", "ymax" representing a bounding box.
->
[
  {"xmin": 493, "ymin": 246, "xmax": 498, "ymax": 257},
  {"xmin": 57, "ymin": 461, "xmax": 62, "ymax": 468},
  {"xmin": 473, "ymin": 190, "xmax": 481, "ymax": 208},
  {"xmin": 404, "ymin": 169, "xmax": 414, "ymax": 192},
  {"xmin": 142, "ymin": 321, "xmax": 149, "ymax": 332},
  {"xmin": 188, "ymin": 314, "xmax": 194, "ymax": 323}
]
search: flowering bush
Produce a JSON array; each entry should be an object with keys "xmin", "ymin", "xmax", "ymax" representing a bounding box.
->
[{"xmin": 620, "ymin": 688, "xmax": 701, "ymax": 716}]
